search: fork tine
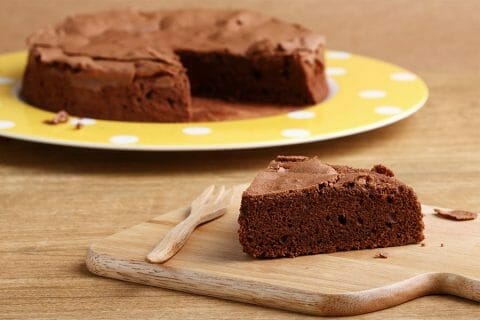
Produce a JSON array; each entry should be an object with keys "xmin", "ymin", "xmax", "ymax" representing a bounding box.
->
[
  {"xmin": 194, "ymin": 185, "xmax": 215, "ymax": 206},
  {"xmin": 226, "ymin": 188, "xmax": 235, "ymax": 205},
  {"xmin": 212, "ymin": 185, "xmax": 226, "ymax": 204},
  {"xmin": 214, "ymin": 187, "xmax": 234, "ymax": 207}
]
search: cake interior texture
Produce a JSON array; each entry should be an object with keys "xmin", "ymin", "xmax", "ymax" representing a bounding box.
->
[
  {"xmin": 238, "ymin": 156, "xmax": 425, "ymax": 258},
  {"xmin": 21, "ymin": 9, "xmax": 328, "ymax": 122}
]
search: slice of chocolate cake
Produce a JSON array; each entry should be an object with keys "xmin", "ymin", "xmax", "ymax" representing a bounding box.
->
[{"xmin": 238, "ymin": 156, "xmax": 424, "ymax": 258}]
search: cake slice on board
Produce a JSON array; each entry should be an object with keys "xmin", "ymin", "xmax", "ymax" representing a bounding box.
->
[{"xmin": 238, "ymin": 156, "xmax": 424, "ymax": 258}]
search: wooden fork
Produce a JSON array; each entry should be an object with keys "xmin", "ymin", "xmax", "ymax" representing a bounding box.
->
[{"xmin": 147, "ymin": 185, "xmax": 233, "ymax": 264}]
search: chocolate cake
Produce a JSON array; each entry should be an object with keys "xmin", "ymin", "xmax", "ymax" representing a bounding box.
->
[
  {"xmin": 21, "ymin": 9, "xmax": 328, "ymax": 122},
  {"xmin": 238, "ymin": 156, "xmax": 424, "ymax": 258}
]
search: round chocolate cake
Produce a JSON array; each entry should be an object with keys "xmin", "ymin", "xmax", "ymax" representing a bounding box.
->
[{"xmin": 22, "ymin": 9, "xmax": 328, "ymax": 122}]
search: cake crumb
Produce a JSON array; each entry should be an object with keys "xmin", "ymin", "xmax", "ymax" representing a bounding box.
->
[
  {"xmin": 440, "ymin": 243, "xmax": 444, "ymax": 247},
  {"xmin": 374, "ymin": 252, "xmax": 389, "ymax": 259},
  {"xmin": 434, "ymin": 208, "xmax": 477, "ymax": 221},
  {"xmin": 74, "ymin": 121, "xmax": 84, "ymax": 130},
  {"xmin": 44, "ymin": 110, "xmax": 69, "ymax": 125},
  {"xmin": 420, "ymin": 243, "xmax": 426, "ymax": 247}
]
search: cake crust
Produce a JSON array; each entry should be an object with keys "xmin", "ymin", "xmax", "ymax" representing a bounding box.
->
[
  {"xmin": 239, "ymin": 156, "xmax": 425, "ymax": 258},
  {"xmin": 22, "ymin": 9, "xmax": 328, "ymax": 122}
]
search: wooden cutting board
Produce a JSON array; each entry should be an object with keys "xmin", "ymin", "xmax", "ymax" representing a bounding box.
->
[{"xmin": 86, "ymin": 185, "xmax": 480, "ymax": 316}]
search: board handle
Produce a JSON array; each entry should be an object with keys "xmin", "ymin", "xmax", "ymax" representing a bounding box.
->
[
  {"xmin": 434, "ymin": 273, "xmax": 480, "ymax": 301},
  {"xmin": 291, "ymin": 272, "xmax": 480, "ymax": 316}
]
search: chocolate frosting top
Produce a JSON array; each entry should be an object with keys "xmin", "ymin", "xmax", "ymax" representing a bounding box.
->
[
  {"xmin": 28, "ymin": 8, "xmax": 325, "ymax": 72},
  {"xmin": 246, "ymin": 156, "xmax": 338, "ymax": 196},
  {"xmin": 245, "ymin": 156, "xmax": 403, "ymax": 196}
]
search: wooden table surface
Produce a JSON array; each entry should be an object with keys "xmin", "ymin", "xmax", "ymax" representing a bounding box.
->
[{"xmin": 1, "ymin": 0, "xmax": 479, "ymax": 319}]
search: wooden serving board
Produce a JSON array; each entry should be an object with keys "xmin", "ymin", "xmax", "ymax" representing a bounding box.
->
[{"xmin": 86, "ymin": 185, "xmax": 480, "ymax": 316}]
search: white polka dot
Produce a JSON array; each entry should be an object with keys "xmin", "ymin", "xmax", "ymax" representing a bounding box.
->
[
  {"xmin": 359, "ymin": 90, "xmax": 387, "ymax": 99},
  {"xmin": 0, "ymin": 77, "xmax": 14, "ymax": 85},
  {"xmin": 70, "ymin": 118, "xmax": 96, "ymax": 126},
  {"xmin": 326, "ymin": 67, "xmax": 347, "ymax": 76},
  {"xmin": 326, "ymin": 51, "xmax": 351, "ymax": 60},
  {"xmin": 0, "ymin": 120, "xmax": 15, "ymax": 129},
  {"xmin": 326, "ymin": 77, "xmax": 339, "ymax": 100},
  {"xmin": 182, "ymin": 127, "xmax": 212, "ymax": 135},
  {"xmin": 109, "ymin": 135, "xmax": 139, "ymax": 145},
  {"xmin": 375, "ymin": 106, "xmax": 403, "ymax": 115},
  {"xmin": 390, "ymin": 72, "xmax": 416, "ymax": 82},
  {"xmin": 287, "ymin": 111, "xmax": 316, "ymax": 119},
  {"xmin": 281, "ymin": 129, "xmax": 311, "ymax": 138}
]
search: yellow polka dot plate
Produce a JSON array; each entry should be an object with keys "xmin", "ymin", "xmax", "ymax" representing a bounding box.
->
[{"xmin": 0, "ymin": 51, "xmax": 428, "ymax": 151}]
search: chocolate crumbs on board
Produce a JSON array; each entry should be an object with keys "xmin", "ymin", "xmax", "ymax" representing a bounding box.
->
[
  {"xmin": 374, "ymin": 252, "xmax": 389, "ymax": 259},
  {"xmin": 434, "ymin": 209, "xmax": 477, "ymax": 221},
  {"xmin": 44, "ymin": 110, "xmax": 69, "ymax": 125},
  {"xmin": 420, "ymin": 243, "xmax": 426, "ymax": 247}
]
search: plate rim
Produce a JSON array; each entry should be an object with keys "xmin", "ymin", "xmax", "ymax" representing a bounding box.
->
[{"xmin": 0, "ymin": 50, "xmax": 429, "ymax": 151}]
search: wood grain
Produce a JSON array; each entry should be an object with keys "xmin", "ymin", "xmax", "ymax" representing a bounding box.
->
[
  {"xmin": 1, "ymin": 0, "xmax": 480, "ymax": 319},
  {"xmin": 86, "ymin": 186, "xmax": 480, "ymax": 316}
]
